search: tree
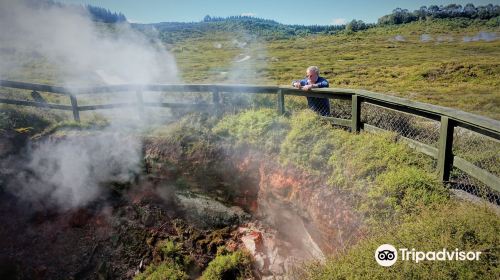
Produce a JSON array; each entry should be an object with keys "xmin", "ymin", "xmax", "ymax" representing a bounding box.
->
[{"xmin": 346, "ymin": 19, "xmax": 367, "ymax": 32}]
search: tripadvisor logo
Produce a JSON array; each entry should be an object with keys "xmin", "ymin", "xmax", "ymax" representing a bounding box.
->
[
  {"xmin": 375, "ymin": 244, "xmax": 482, "ymax": 267},
  {"xmin": 375, "ymin": 244, "xmax": 397, "ymax": 267}
]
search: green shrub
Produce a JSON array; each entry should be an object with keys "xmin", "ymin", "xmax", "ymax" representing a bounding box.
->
[
  {"xmin": 201, "ymin": 250, "xmax": 252, "ymax": 280},
  {"xmin": 158, "ymin": 239, "xmax": 184, "ymax": 263},
  {"xmin": 0, "ymin": 106, "xmax": 64, "ymax": 135},
  {"xmin": 134, "ymin": 262, "xmax": 188, "ymax": 280},
  {"xmin": 214, "ymin": 108, "xmax": 290, "ymax": 153},
  {"xmin": 364, "ymin": 166, "xmax": 449, "ymax": 223},
  {"xmin": 135, "ymin": 239, "xmax": 189, "ymax": 280},
  {"xmin": 304, "ymin": 201, "xmax": 500, "ymax": 280},
  {"xmin": 280, "ymin": 110, "xmax": 335, "ymax": 173}
]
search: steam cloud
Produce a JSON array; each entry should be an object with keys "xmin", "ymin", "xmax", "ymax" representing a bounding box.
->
[
  {"xmin": 0, "ymin": 0, "xmax": 180, "ymax": 209},
  {"xmin": 9, "ymin": 132, "xmax": 142, "ymax": 210},
  {"xmin": 0, "ymin": 0, "xmax": 178, "ymax": 85}
]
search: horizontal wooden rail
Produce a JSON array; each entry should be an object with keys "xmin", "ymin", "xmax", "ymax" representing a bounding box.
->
[
  {"xmin": 1, "ymin": 79, "xmax": 498, "ymax": 199},
  {"xmin": 0, "ymin": 98, "xmax": 73, "ymax": 110},
  {"xmin": 0, "ymin": 80, "xmax": 71, "ymax": 95}
]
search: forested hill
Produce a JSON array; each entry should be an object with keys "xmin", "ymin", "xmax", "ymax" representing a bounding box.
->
[
  {"xmin": 133, "ymin": 16, "xmax": 346, "ymax": 42},
  {"xmin": 135, "ymin": 3, "xmax": 499, "ymax": 42}
]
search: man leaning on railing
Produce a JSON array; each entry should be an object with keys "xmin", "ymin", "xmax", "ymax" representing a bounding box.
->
[{"xmin": 292, "ymin": 66, "xmax": 330, "ymax": 116}]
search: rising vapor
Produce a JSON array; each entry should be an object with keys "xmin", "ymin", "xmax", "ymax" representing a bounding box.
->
[{"xmin": 0, "ymin": 0, "xmax": 180, "ymax": 209}]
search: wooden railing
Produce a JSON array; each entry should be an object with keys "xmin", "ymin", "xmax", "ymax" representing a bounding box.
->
[{"xmin": 1, "ymin": 80, "xmax": 499, "ymax": 196}]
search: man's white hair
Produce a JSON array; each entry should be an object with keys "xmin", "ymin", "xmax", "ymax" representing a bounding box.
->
[{"xmin": 307, "ymin": 66, "xmax": 320, "ymax": 74}]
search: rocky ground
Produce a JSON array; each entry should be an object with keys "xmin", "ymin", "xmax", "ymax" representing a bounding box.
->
[{"xmin": 0, "ymin": 129, "xmax": 361, "ymax": 279}]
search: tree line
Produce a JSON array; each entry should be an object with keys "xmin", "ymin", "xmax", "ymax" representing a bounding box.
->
[
  {"xmin": 86, "ymin": 5, "xmax": 126, "ymax": 23},
  {"xmin": 378, "ymin": 3, "xmax": 499, "ymax": 25},
  {"xmin": 24, "ymin": 0, "xmax": 127, "ymax": 23}
]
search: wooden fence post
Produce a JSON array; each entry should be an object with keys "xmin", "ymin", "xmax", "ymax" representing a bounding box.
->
[
  {"xmin": 277, "ymin": 89, "xmax": 284, "ymax": 115},
  {"xmin": 212, "ymin": 90, "xmax": 220, "ymax": 114},
  {"xmin": 136, "ymin": 90, "xmax": 144, "ymax": 120},
  {"xmin": 69, "ymin": 94, "xmax": 80, "ymax": 122},
  {"xmin": 351, "ymin": 94, "xmax": 361, "ymax": 132},
  {"xmin": 437, "ymin": 116, "xmax": 455, "ymax": 181}
]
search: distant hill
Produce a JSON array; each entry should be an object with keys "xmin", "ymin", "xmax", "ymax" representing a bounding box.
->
[
  {"xmin": 133, "ymin": 16, "xmax": 346, "ymax": 42},
  {"xmin": 134, "ymin": 3, "xmax": 499, "ymax": 42}
]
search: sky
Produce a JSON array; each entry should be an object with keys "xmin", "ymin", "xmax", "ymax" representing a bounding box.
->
[{"xmin": 59, "ymin": 0, "xmax": 496, "ymax": 25}]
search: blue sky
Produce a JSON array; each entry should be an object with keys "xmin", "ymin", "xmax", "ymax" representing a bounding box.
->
[{"xmin": 59, "ymin": 0, "xmax": 496, "ymax": 25}]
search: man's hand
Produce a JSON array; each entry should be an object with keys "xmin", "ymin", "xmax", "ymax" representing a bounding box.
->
[{"xmin": 301, "ymin": 84, "xmax": 313, "ymax": 91}]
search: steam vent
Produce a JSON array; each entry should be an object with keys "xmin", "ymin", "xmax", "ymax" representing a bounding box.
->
[{"xmin": 1, "ymin": 1, "xmax": 499, "ymax": 279}]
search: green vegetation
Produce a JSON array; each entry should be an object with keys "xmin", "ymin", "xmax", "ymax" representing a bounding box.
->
[
  {"xmin": 218, "ymin": 109, "xmax": 448, "ymax": 224},
  {"xmin": 378, "ymin": 4, "xmax": 499, "ymax": 25},
  {"xmin": 201, "ymin": 250, "xmax": 253, "ymax": 280},
  {"xmin": 134, "ymin": 262, "xmax": 188, "ymax": 280},
  {"xmin": 0, "ymin": 106, "xmax": 66, "ymax": 136},
  {"xmin": 213, "ymin": 108, "xmax": 289, "ymax": 153},
  {"xmin": 2, "ymin": 18, "xmax": 498, "ymax": 119},
  {"xmin": 1, "ymin": 7, "xmax": 498, "ymax": 279},
  {"xmin": 304, "ymin": 201, "xmax": 500, "ymax": 280},
  {"xmin": 135, "ymin": 239, "xmax": 189, "ymax": 280},
  {"xmin": 171, "ymin": 18, "xmax": 499, "ymax": 119},
  {"xmin": 211, "ymin": 108, "xmax": 498, "ymax": 279}
]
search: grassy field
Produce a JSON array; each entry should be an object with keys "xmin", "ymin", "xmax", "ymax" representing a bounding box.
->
[
  {"xmin": 0, "ymin": 15, "xmax": 498, "ymax": 277},
  {"xmin": 1, "ymin": 19, "xmax": 498, "ymax": 119},
  {"xmin": 172, "ymin": 19, "xmax": 500, "ymax": 119}
]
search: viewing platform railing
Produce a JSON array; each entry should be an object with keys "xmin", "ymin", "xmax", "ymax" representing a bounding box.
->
[{"xmin": 1, "ymin": 80, "xmax": 498, "ymax": 203}]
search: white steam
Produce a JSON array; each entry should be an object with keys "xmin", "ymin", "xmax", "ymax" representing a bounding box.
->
[
  {"xmin": 227, "ymin": 35, "xmax": 268, "ymax": 84},
  {"xmin": 11, "ymin": 132, "xmax": 142, "ymax": 210},
  {"xmin": 0, "ymin": 0, "xmax": 178, "ymax": 85},
  {"xmin": 1, "ymin": 0, "xmax": 180, "ymax": 209}
]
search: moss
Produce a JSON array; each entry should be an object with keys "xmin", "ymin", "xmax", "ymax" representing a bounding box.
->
[
  {"xmin": 364, "ymin": 166, "xmax": 449, "ymax": 224},
  {"xmin": 136, "ymin": 239, "xmax": 191, "ymax": 280},
  {"xmin": 280, "ymin": 110, "xmax": 333, "ymax": 173},
  {"xmin": 201, "ymin": 250, "xmax": 253, "ymax": 280},
  {"xmin": 304, "ymin": 201, "xmax": 500, "ymax": 280},
  {"xmin": 0, "ymin": 106, "xmax": 62, "ymax": 135},
  {"xmin": 196, "ymin": 227, "xmax": 231, "ymax": 255},
  {"xmin": 36, "ymin": 119, "xmax": 110, "ymax": 138},
  {"xmin": 157, "ymin": 239, "xmax": 184, "ymax": 263},
  {"xmin": 214, "ymin": 108, "xmax": 290, "ymax": 154},
  {"xmin": 134, "ymin": 262, "xmax": 188, "ymax": 280}
]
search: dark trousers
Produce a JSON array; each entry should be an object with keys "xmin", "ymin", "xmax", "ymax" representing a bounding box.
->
[{"xmin": 307, "ymin": 97, "xmax": 330, "ymax": 116}]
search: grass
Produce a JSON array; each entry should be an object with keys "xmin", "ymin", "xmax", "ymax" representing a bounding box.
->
[
  {"xmin": 201, "ymin": 250, "xmax": 253, "ymax": 280},
  {"xmin": 210, "ymin": 108, "xmax": 498, "ymax": 278},
  {"xmin": 219, "ymin": 109, "xmax": 447, "ymax": 223},
  {"xmin": 134, "ymin": 262, "xmax": 188, "ymax": 280},
  {"xmin": 135, "ymin": 239, "xmax": 190, "ymax": 280},
  {"xmin": 2, "ymin": 18, "xmax": 498, "ymax": 119},
  {"xmin": 213, "ymin": 108, "xmax": 289, "ymax": 153},
  {"xmin": 0, "ymin": 105, "xmax": 66, "ymax": 136},
  {"xmin": 172, "ymin": 19, "xmax": 500, "ymax": 119},
  {"xmin": 1, "ymin": 16, "xmax": 498, "ymax": 279},
  {"xmin": 303, "ymin": 201, "xmax": 500, "ymax": 280}
]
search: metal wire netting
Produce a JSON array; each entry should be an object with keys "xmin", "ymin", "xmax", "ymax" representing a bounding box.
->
[
  {"xmin": 452, "ymin": 127, "xmax": 500, "ymax": 177},
  {"xmin": 361, "ymin": 103, "xmax": 441, "ymax": 146},
  {"xmin": 449, "ymin": 167, "xmax": 500, "ymax": 204},
  {"xmin": 283, "ymin": 96, "xmax": 352, "ymax": 120},
  {"xmin": 450, "ymin": 126, "xmax": 500, "ymax": 203},
  {"xmin": 216, "ymin": 92, "xmax": 275, "ymax": 115},
  {"xmin": 330, "ymin": 99, "xmax": 352, "ymax": 119}
]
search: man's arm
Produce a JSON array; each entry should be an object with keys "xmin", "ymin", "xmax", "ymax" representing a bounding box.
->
[
  {"xmin": 292, "ymin": 79, "xmax": 308, "ymax": 88},
  {"xmin": 314, "ymin": 78, "xmax": 329, "ymax": 88}
]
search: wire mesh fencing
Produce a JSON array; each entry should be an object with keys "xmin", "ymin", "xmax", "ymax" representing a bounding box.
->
[
  {"xmin": 361, "ymin": 102, "xmax": 441, "ymax": 147},
  {"xmin": 450, "ymin": 126, "xmax": 500, "ymax": 204},
  {"xmin": 329, "ymin": 98, "xmax": 352, "ymax": 120}
]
